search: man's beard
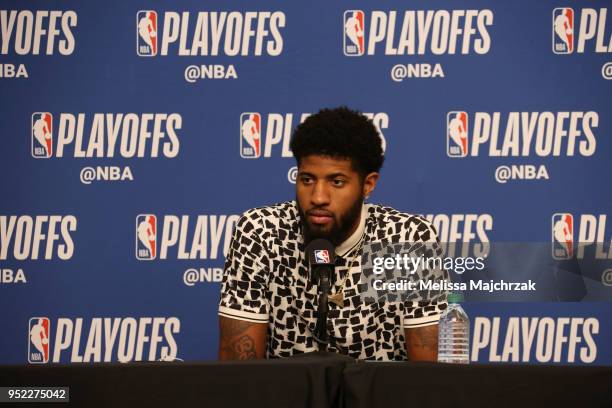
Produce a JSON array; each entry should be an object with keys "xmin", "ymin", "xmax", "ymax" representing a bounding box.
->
[{"xmin": 297, "ymin": 195, "xmax": 363, "ymax": 246}]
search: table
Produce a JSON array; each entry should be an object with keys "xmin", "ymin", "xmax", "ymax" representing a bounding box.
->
[
  {"xmin": 343, "ymin": 361, "xmax": 612, "ymax": 408},
  {"xmin": 1, "ymin": 353, "xmax": 610, "ymax": 407}
]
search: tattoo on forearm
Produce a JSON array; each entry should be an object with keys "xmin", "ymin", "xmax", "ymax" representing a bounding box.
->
[
  {"xmin": 407, "ymin": 325, "xmax": 438, "ymax": 361},
  {"xmin": 230, "ymin": 335, "xmax": 257, "ymax": 360},
  {"xmin": 410, "ymin": 325, "xmax": 438, "ymax": 349},
  {"xmin": 221, "ymin": 318, "xmax": 253, "ymax": 338},
  {"xmin": 219, "ymin": 318, "xmax": 261, "ymax": 360}
]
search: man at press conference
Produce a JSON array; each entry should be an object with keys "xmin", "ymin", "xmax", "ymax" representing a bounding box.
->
[{"xmin": 218, "ymin": 107, "xmax": 448, "ymax": 361}]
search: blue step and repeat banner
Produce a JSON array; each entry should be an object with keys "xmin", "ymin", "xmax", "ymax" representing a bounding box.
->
[{"xmin": 0, "ymin": 0, "xmax": 611, "ymax": 365}]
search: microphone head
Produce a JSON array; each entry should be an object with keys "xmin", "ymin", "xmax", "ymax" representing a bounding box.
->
[{"xmin": 306, "ymin": 239, "xmax": 335, "ymax": 266}]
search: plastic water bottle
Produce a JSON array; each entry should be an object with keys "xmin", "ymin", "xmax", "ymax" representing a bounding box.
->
[{"xmin": 438, "ymin": 293, "xmax": 470, "ymax": 364}]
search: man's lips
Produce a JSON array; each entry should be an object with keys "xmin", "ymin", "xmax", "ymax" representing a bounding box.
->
[{"xmin": 307, "ymin": 210, "xmax": 333, "ymax": 225}]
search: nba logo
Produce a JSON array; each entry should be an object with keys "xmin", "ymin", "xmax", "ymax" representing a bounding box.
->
[
  {"xmin": 314, "ymin": 250, "xmax": 330, "ymax": 264},
  {"xmin": 28, "ymin": 317, "xmax": 50, "ymax": 364},
  {"xmin": 552, "ymin": 213, "xmax": 574, "ymax": 259},
  {"xmin": 447, "ymin": 111, "xmax": 468, "ymax": 158},
  {"xmin": 136, "ymin": 214, "xmax": 157, "ymax": 260},
  {"xmin": 553, "ymin": 8, "xmax": 574, "ymax": 54},
  {"xmin": 240, "ymin": 113, "xmax": 261, "ymax": 158},
  {"xmin": 344, "ymin": 10, "xmax": 365, "ymax": 56},
  {"xmin": 31, "ymin": 113, "xmax": 53, "ymax": 158},
  {"xmin": 137, "ymin": 11, "xmax": 158, "ymax": 56}
]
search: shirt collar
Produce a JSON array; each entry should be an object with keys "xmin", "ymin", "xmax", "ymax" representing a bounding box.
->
[{"xmin": 335, "ymin": 204, "xmax": 367, "ymax": 257}]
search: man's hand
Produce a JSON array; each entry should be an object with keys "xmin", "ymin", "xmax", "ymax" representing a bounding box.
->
[
  {"xmin": 405, "ymin": 324, "xmax": 438, "ymax": 361},
  {"xmin": 218, "ymin": 316, "xmax": 267, "ymax": 360}
]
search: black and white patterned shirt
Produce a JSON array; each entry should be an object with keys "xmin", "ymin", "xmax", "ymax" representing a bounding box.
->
[{"xmin": 219, "ymin": 201, "xmax": 448, "ymax": 360}]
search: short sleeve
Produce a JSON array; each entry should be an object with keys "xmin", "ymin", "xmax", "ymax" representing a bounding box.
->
[
  {"xmin": 403, "ymin": 300, "xmax": 447, "ymax": 328},
  {"xmin": 218, "ymin": 213, "xmax": 270, "ymax": 323},
  {"xmin": 403, "ymin": 217, "xmax": 449, "ymax": 328}
]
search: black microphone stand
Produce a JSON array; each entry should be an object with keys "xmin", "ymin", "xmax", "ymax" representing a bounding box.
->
[
  {"xmin": 306, "ymin": 239, "xmax": 336, "ymax": 352},
  {"xmin": 313, "ymin": 265, "xmax": 331, "ymax": 350}
]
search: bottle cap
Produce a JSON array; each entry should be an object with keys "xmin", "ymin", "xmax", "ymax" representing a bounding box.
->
[{"xmin": 447, "ymin": 292, "xmax": 464, "ymax": 303}]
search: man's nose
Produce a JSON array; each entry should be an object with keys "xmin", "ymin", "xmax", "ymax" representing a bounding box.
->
[{"xmin": 311, "ymin": 181, "xmax": 331, "ymax": 206}]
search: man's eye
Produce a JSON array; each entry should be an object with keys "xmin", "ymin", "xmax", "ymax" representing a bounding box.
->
[
  {"xmin": 300, "ymin": 176, "xmax": 313, "ymax": 184},
  {"xmin": 332, "ymin": 179, "xmax": 346, "ymax": 187}
]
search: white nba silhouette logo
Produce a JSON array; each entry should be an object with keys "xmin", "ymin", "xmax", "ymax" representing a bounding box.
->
[
  {"xmin": 137, "ymin": 11, "xmax": 158, "ymax": 56},
  {"xmin": 31, "ymin": 113, "xmax": 53, "ymax": 158},
  {"xmin": 447, "ymin": 111, "xmax": 468, "ymax": 157},
  {"xmin": 28, "ymin": 317, "xmax": 50, "ymax": 363},
  {"xmin": 553, "ymin": 8, "xmax": 574, "ymax": 54},
  {"xmin": 314, "ymin": 250, "xmax": 330, "ymax": 264},
  {"xmin": 552, "ymin": 213, "xmax": 574, "ymax": 259},
  {"xmin": 240, "ymin": 113, "xmax": 261, "ymax": 158},
  {"xmin": 136, "ymin": 214, "xmax": 157, "ymax": 260},
  {"xmin": 344, "ymin": 10, "xmax": 365, "ymax": 56}
]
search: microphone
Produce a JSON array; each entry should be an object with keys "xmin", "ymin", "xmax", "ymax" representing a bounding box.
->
[{"xmin": 305, "ymin": 239, "xmax": 335, "ymax": 348}]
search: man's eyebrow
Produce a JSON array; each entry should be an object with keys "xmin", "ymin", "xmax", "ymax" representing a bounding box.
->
[
  {"xmin": 326, "ymin": 172, "xmax": 349, "ymax": 179},
  {"xmin": 297, "ymin": 171, "xmax": 349, "ymax": 178}
]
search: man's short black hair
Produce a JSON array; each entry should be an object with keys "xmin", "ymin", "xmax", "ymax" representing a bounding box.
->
[{"xmin": 290, "ymin": 106, "xmax": 384, "ymax": 176}]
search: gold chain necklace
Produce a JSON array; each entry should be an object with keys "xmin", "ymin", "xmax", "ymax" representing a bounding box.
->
[{"xmin": 328, "ymin": 237, "xmax": 364, "ymax": 307}]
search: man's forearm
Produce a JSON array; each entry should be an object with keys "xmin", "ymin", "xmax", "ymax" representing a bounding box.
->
[
  {"xmin": 218, "ymin": 316, "xmax": 267, "ymax": 360},
  {"xmin": 405, "ymin": 324, "xmax": 438, "ymax": 361}
]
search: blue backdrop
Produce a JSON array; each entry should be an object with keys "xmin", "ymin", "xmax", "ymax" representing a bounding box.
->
[{"xmin": 0, "ymin": 0, "xmax": 610, "ymax": 365}]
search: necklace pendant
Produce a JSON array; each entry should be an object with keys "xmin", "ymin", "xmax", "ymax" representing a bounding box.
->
[{"xmin": 329, "ymin": 292, "xmax": 344, "ymax": 307}]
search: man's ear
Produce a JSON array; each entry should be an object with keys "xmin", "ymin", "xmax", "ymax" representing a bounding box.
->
[{"xmin": 363, "ymin": 172, "xmax": 379, "ymax": 198}]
